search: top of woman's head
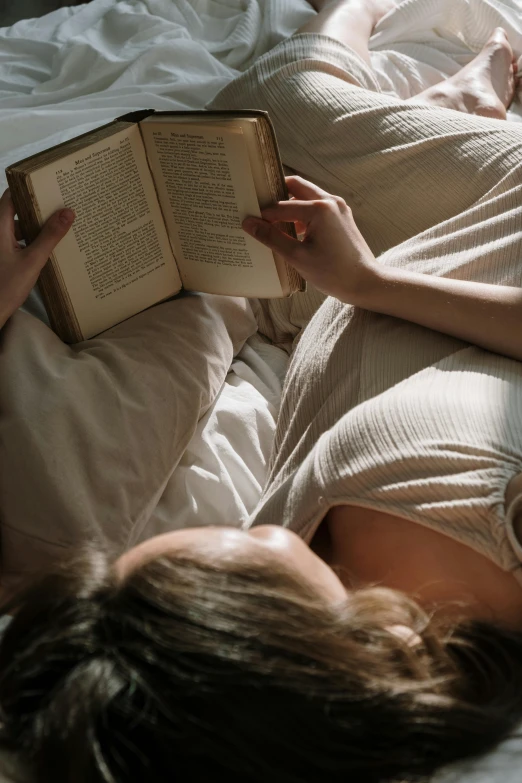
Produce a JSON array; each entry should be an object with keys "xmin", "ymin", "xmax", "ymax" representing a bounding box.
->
[{"xmin": 0, "ymin": 542, "xmax": 522, "ymax": 783}]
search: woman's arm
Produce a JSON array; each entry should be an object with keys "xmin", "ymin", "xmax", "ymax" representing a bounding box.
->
[
  {"xmin": 0, "ymin": 189, "xmax": 74, "ymax": 330},
  {"xmin": 244, "ymin": 176, "xmax": 522, "ymax": 362},
  {"xmin": 358, "ymin": 264, "xmax": 522, "ymax": 362}
]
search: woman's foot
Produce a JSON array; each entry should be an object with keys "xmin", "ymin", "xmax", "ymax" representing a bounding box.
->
[{"xmin": 411, "ymin": 28, "xmax": 518, "ymax": 120}]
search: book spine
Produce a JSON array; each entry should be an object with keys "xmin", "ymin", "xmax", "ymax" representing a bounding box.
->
[{"xmin": 257, "ymin": 117, "xmax": 306, "ymax": 295}]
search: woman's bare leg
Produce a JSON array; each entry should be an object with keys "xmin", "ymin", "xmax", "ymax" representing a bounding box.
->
[
  {"xmin": 295, "ymin": 0, "xmax": 394, "ymax": 67},
  {"xmin": 299, "ymin": 1, "xmax": 518, "ymax": 119}
]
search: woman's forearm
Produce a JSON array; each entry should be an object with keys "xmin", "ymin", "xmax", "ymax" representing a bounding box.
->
[
  {"xmin": 356, "ymin": 264, "xmax": 522, "ymax": 362},
  {"xmin": 246, "ymin": 182, "xmax": 522, "ymax": 360}
]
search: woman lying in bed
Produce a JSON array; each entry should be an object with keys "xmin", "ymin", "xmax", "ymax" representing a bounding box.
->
[{"xmin": 3, "ymin": 0, "xmax": 522, "ymax": 780}]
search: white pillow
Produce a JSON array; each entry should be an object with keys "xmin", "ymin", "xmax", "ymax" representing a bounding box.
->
[{"xmin": 0, "ymin": 293, "xmax": 257, "ymax": 592}]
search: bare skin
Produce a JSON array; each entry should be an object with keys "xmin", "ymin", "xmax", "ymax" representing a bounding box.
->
[
  {"xmin": 411, "ymin": 27, "xmax": 518, "ymax": 120},
  {"xmin": 319, "ymin": 505, "xmax": 522, "ymax": 629},
  {"xmin": 301, "ymin": 0, "xmax": 519, "ymax": 120}
]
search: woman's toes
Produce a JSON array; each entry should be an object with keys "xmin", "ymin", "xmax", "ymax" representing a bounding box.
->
[
  {"xmin": 488, "ymin": 27, "xmax": 510, "ymax": 47},
  {"xmin": 483, "ymin": 27, "xmax": 513, "ymax": 60}
]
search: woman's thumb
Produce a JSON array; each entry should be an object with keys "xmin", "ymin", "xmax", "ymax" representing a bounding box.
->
[{"xmin": 27, "ymin": 208, "xmax": 75, "ymax": 265}]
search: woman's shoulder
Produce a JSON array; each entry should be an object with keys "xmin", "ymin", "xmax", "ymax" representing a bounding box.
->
[{"xmin": 324, "ymin": 504, "xmax": 522, "ymax": 628}]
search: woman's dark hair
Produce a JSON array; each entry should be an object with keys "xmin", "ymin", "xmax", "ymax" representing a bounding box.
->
[{"xmin": 0, "ymin": 546, "xmax": 521, "ymax": 783}]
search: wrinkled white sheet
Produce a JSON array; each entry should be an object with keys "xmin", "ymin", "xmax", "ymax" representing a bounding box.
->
[
  {"xmin": 150, "ymin": 333, "xmax": 289, "ymax": 533},
  {"xmin": 2, "ymin": 1, "xmax": 522, "ymax": 780},
  {"xmin": 0, "ymin": 0, "xmax": 315, "ymax": 185}
]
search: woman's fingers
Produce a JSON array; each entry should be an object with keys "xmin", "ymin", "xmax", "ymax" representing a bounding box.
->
[
  {"xmin": 243, "ymin": 216, "xmax": 301, "ymax": 257},
  {"xmin": 285, "ymin": 175, "xmax": 331, "ymax": 200},
  {"xmin": 244, "ymin": 181, "xmax": 377, "ymax": 303},
  {"xmin": 246, "ymin": 196, "xmax": 351, "ymax": 257},
  {"xmin": 261, "ymin": 199, "xmax": 332, "ymax": 225}
]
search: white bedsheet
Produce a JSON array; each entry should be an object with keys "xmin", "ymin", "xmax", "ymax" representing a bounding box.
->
[{"xmin": 2, "ymin": 1, "xmax": 522, "ymax": 780}]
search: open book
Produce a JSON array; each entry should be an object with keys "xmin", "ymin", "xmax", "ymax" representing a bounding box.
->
[{"xmin": 6, "ymin": 110, "xmax": 304, "ymax": 343}]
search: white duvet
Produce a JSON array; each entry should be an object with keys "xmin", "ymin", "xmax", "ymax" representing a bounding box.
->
[{"xmin": 2, "ymin": 0, "xmax": 522, "ymax": 780}]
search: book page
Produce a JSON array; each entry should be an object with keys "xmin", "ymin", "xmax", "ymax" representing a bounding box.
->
[
  {"xmin": 140, "ymin": 121, "xmax": 284, "ymax": 298},
  {"xmin": 29, "ymin": 125, "xmax": 181, "ymax": 339}
]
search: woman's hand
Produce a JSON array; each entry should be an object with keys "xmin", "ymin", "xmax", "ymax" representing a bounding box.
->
[
  {"xmin": 0, "ymin": 189, "xmax": 75, "ymax": 329},
  {"xmin": 242, "ymin": 176, "xmax": 377, "ymax": 303},
  {"xmin": 246, "ymin": 177, "xmax": 522, "ymax": 364}
]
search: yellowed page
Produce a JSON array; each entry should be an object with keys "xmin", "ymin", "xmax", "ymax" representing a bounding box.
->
[
  {"xmin": 29, "ymin": 125, "xmax": 181, "ymax": 339},
  {"xmin": 140, "ymin": 120, "xmax": 284, "ymax": 298}
]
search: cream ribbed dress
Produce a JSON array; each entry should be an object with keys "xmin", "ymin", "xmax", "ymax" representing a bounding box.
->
[{"xmin": 209, "ymin": 34, "xmax": 522, "ymax": 582}]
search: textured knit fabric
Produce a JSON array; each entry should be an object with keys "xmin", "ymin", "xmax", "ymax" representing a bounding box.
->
[{"xmin": 210, "ymin": 34, "xmax": 522, "ymax": 580}]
